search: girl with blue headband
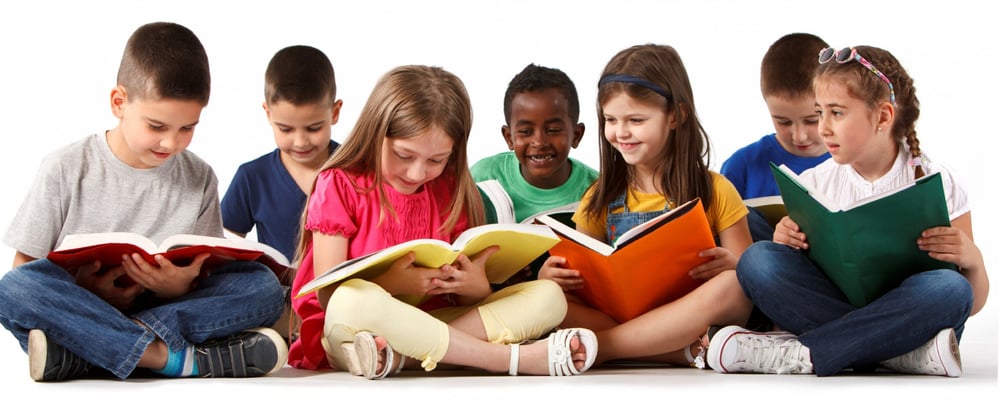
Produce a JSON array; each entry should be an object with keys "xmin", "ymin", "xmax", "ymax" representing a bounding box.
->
[{"xmin": 539, "ymin": 44, "xmax": 754, "ymax": 368}]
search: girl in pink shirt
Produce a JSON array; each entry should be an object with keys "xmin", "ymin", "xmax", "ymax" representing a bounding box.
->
[{"xmin": 288, "ymin": 65, "xmax": 597, "ymax": 379}]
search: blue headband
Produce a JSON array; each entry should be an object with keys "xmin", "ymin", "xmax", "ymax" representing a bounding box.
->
[{"xmin": 598, "ymin": 74, "xmax": 672, "ymax": 101}]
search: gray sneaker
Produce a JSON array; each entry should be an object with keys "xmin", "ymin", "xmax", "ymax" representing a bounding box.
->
[
  {"xmin": 28, "ymin": 329, "xmax": 92, "ymax": 382},
  {"xmin": 706, "ymin": 325, "xmax": 813, "ymax": 374},
  {"xmin": 195, "ymin": 327, "xmax": 288, "ymax": 377},
  {"xmin": 881, "ymin": 328, "xmax": 961, "ymax": 377}
]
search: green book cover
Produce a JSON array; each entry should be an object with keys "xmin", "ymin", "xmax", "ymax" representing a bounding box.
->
[{"xmin": 769, "ymin": 163, "xmax": 956, "ymax": 307}]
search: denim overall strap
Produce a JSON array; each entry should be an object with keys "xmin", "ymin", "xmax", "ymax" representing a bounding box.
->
[{"xmin": 605, "ymin": 192, "xmax": 672, "ymax": 245}]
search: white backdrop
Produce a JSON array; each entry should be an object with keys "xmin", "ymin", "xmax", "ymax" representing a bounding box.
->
[{"xmin": 0, "ymin": 0, "xmax": 996, "ymax": 349}]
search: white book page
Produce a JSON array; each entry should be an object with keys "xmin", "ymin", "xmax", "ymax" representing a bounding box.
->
[
  {"xmin": 56, "ymin": 232, "xmax": 159, "ymax": 252},
  {"xmin": 534, "ymin": 214, "xmax": 614, "ymax": 256}
]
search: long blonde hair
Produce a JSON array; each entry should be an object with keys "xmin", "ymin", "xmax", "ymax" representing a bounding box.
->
[{"xmin": 292, "ymin": 65, "xmax": 484, "ymax": 266}]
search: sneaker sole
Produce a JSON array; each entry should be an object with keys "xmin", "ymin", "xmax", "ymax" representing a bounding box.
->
[
  {"xmin": 27, "ymin": 329, "xmax": 47, "ymax": 382},
  {"xmin": 936, "ymin": 329, "xmax": 962, "ymax": 377}
]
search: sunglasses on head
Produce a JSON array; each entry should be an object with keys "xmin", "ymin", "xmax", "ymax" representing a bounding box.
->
[{"xmin": 818, "ymin": 47, "xmax": 896, "ymax": 106}]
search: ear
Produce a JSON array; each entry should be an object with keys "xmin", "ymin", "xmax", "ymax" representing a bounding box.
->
[
  {"xmin": 262, "ymin": 101, "xmax": 270, "ymax": 117},
  {"xmin": 571, "ymin": 122, "xmax": 585, "ymax": 148},
  {"xmin": 501, "ymin": 125, "xmax": 515, "ymax": 150},
  {"xmin": 876, "ymin": 101, "xmax": 895, "ymax": 132},
  {"xmin": 110, "ymin": 85, "xmax": 127, "ymax": 119},
  {"xmin": 330, "ymin": 99, "xmax": 343, "ymax": 125}
]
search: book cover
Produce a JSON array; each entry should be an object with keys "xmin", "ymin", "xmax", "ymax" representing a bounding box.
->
[
  {"xmin": 46, "ymin": 232, "xmax": 293, "ymax": 284},
  {"xmin": 770, "ymin": 163, "xmax": 956, "ymax": 307},
  {"xmin": 295, "ymin": 223, "xmax": 560, "ymax": 297},
  {"xmin": 535, "ymin": 198, "xmax": 715, "ymax": 323}
]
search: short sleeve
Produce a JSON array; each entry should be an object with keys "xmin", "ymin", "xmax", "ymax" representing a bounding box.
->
[
  {"xmin": 221, "ymin": 165, "xmax": 254, "ymax": 234},
  {"xmin": 720, "ymin": 152, "xmax": 749, "ymax": 199},
  {"xmin": 571, "ymin": 187, "xmax": 607, "ymax": 240},
  {"xmin": 708, "ymin": 172, "xmax": 749, "ymax": 234},
  {"xmin": 3, "ymin": 154, "xmax": 67, "ymax": 257},
  {"xmin": 304, "ymin": 169, "xmax": 358, "ymax": 238}
]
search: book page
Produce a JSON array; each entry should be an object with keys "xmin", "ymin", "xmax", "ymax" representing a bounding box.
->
[
  {"xmin": 160, "ymin": 234, "xmax": 290, "ymax": 266},
  {"xmin": 477, "ymin": 180, "xmax": 516, "ymax": 224},
  {"xmin": 56, "ymin": 232, "xmax": 159, "ymax": 253},
  {"xmin": 520, "ymin": 201, "xmax": 579, "ymax": 225},
  {"xmin": 534, "ymin": 214, "xmax": 614, "ymax": 256},
  {"xmin": 612, "ymin": 198, "xmax": 699, "ymax": 249}
]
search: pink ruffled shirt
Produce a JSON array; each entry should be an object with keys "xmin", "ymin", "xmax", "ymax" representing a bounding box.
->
[{"xmin": 288, "ymin": 168, "xmax": 468, "ymax": 370}]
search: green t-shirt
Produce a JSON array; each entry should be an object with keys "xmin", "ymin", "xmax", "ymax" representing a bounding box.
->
[{"xmin": 471, "ymin": 152, "xmax": 598, "ymax": 223}]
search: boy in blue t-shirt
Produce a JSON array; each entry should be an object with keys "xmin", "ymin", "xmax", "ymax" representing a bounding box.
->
[
  {"xmin": 221, "ymin": 45, "xmax": 342, "ymax": 263},
  {"xmin": 720, "ymin": 33, "xmax": 831, "ymax": 241}
]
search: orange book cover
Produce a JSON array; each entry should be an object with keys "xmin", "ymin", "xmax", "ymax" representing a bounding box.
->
[
  {"xmin": 535, "ymin": 198, "xmax": 714, "ymax": 323},
  {"xmin": 46, "ymin": 233, "xmax": 293, "ymax": 285}
]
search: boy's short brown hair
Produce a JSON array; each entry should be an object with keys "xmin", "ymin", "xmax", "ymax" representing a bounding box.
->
[
  {"xmin": 760, "ymin": 33, "xmax": 828, "ymax": 99},
  {"xmin": 116, "ymin": 22, "xmax": 210, "ymax": 105},
  {"xmin": 264, "ymin": 45, "xmax": 337, "ymax": 106}
]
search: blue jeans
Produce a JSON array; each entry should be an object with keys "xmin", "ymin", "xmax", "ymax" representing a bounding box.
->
[
  {"xmin": 737, "ymin": 241, "xmax": 972, "ymax": 376},
  {"xmin": 746, "ymin": 207, "xmax": 774, "ymax": 242},
  {"xmin": 0, "ymin": 259, "xmax": 285, "ymax": 379}
]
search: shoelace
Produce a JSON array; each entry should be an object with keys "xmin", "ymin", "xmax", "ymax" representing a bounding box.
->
[{"xmin": 734, "ymin": 334, "xmax": 809, "ymax": 374}]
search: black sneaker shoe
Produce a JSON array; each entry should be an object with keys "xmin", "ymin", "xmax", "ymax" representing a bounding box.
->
[
  {"xmin": 194, "ymin": 327, "xmax": 288, "ymax": 377},
  {"xmin": 28, "ymin": 329, "xmax": 92, "ymax": 382}
]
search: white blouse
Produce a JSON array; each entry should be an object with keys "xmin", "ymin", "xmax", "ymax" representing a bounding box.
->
[{"xmin": 798, "ymin": 145, "xmax": 970, "ymax": 221}]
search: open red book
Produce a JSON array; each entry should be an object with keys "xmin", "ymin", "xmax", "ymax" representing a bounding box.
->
[{"xmin": 46, "ymin": 232, "xmax": 293, "ymax": 285}]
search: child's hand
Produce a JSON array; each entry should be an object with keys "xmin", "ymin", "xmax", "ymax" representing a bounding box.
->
[
  {"xmin": 428, "ymin": 245, "xmax": 498, "ymax": 304},
  {"xmin": 688, "ymin": 246, "xmax": 738, "ymax": 280},
  {"xmin": 74, "ymin": 260, "xmax": 145, "ymax": 310},
  {"xmin": 121, "ymin": 253, "xmax": 207, "ymax": 300},
  {"xmin": 918, "ymin": 226, "xmax": 985, "ymax": 272},
  {"xmin": 372, "ymin": 251, "xmax": 451, "ymax": 296},
  {"xmin": 773, "ymin": 216, "xmax": 808, "ymax": 249},
  {"xmin": 538, "ymin": 255, "xmax": 583, "ymax": 291}
]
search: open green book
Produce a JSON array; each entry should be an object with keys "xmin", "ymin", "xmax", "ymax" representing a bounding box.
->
[{"xmin": 771, "ymin": 163, "xmax": 956, "ymax": 307}]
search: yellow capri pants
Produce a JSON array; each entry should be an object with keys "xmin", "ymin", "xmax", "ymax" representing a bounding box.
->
[{"xmin": 323, "ymin": 278, "xmax": 567, "ymax": 371}]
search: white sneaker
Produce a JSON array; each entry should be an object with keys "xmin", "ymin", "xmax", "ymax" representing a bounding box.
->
[
  {"xmin": 707, "ymin": 325, "xmax": 813, "ymax": 374},
  {"xmin": 881, "ymin": 328, "xmax": 962, "ymax": 377}
]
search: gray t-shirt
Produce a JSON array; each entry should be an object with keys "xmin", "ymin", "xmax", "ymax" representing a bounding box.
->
[{"xmin": 4, "ymin": 133, "xmax": 223, "ymax": 259}]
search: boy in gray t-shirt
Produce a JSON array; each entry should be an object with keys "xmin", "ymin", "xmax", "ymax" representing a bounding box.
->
[{"xmin": 0, "ymin": 22, "xmax": 286, "ymax": 382}]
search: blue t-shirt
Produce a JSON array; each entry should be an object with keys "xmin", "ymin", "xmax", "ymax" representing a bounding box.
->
[
  {"xmin": 221, "ymin": 140, "xmax": 339, "ymax": 261},
  {"xmin": 720, "ymin": 133, "xmax": 830, "ymax": 199}
]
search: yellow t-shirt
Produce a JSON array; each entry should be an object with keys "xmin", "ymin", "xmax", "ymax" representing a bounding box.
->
[{"xmin": 572, "ymin": 172, "xmax": 748, "ymax": 241}]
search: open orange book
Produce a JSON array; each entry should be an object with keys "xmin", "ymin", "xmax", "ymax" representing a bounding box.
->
[
  {"xmin": 46, "ymin": 232, "xmax": 293, "ymax": 285},
  {"xmin": 534, "ymin": 198, "xmax": 715, "ymax": 323}
]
